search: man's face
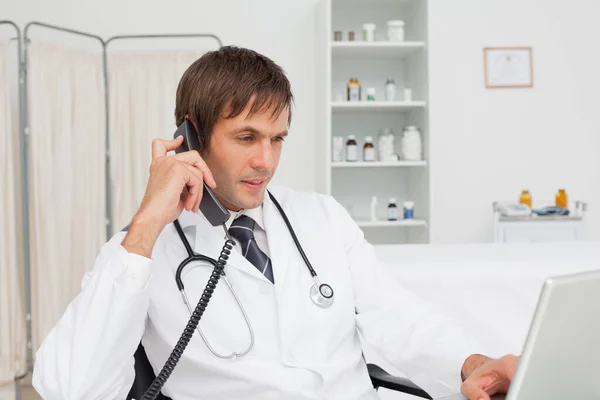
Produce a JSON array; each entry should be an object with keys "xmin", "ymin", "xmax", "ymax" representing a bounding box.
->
[{"xmin": 201, "ymin": 102, "xmax": 289, "ymax": 211}]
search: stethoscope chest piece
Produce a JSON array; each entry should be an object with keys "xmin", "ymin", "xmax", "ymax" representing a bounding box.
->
[{"xmin": 310, "ymin": 277, "xmax": 334, "ymax": 308}]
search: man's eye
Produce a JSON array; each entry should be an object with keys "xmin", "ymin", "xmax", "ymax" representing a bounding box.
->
[
  {"xmin": 273, "ymin": 136, "xmax": 285, "ymax": 142},
  {"xmin": 239, "ymin": 136, "xmax": 253, "ymax": 142}
]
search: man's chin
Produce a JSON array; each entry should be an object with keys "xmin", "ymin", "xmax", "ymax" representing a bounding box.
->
[{"xmin": 235, "ymin": 188, "xmax": 266, "ymax": 209}]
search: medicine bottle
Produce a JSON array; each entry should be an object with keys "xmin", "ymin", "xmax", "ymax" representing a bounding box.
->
[
  {"xmin": 347, "ymin": 78, "xmax": 361, "ymax": 102},
  {"xmin": 401, "ymin": 126, "xmax": 422, "ymax": 161},
  {"xmin": 403, "ymin": 201, "xmax": 414, "ymax": 219},
  {"xmin": 346, "ymin": 135, "xmax": 358, "ymax": 162},
  {"xmin": 366, "ymin": 88, "xmax": 376, "ymax": 101},
  {"xmin": 377, "ymin": 128, "xmax": 396, "ymax": 162},
  {"xmin": 555, "ymin": 189, "xmax": 568, "ymax": 208},
  {"xmin": 519, "ymin": 190, "xmax": 532, "ymax": 208},
  {"xmin": 386, "ymin": 20, "xmax": 405, "ymax": 42},
  {"xmin": 385, "ymin": 78, "xmax": 396, "ymax": 101},
  {"xmin": 363, "ymin": 23, "xmax": 376, "ymax": 41},
  {"xmin": 387, "ymin": 198, "xmax": 398, "ymax": 221},
  {"xmin": 363, "ymin": 136, "xmax": 375, "ymax": 161}
]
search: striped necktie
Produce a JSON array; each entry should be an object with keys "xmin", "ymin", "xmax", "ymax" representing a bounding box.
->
[{"xmin": 228, "ymin": 215, "xmax": 274, "ymax": 283}]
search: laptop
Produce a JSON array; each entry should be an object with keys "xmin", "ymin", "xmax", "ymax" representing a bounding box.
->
[{"xmin": 438, "ymin": 269, "xmax": 600, "ymax": 400}]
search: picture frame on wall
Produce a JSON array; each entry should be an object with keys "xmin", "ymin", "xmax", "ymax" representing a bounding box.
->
[{"xmin": 484, "ymin": 47, "xmax": 533, "ymax": 88}]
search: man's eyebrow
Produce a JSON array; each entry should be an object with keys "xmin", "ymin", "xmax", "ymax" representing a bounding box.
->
[
  {"xmin": 227, "ymin": 125, "xmax": 260, "ymax": 135},
  {"xmin": 228, "ymin": 126, "xmax": 288, "ymax": 136}
]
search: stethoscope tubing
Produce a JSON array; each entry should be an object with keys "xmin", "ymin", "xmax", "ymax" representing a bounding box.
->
[{"xmin": 173, "ymin": 190, "xmax": 333, "ymax": 359}]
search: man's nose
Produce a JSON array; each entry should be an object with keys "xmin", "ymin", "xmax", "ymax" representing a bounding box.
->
[{"xmin": 250, "ymin": 140, "xmax": 275, "ymax": 171}]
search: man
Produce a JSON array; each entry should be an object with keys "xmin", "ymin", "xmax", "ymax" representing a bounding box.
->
[{"xmin": 33, "ymin": 46, "xmax": 517, "ymax": 400}]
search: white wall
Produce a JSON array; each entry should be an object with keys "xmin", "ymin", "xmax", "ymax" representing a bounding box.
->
[
  {"xmin": 1, "ymin": 0, "xmax": 321, "ymax": 193},
  {"xmin": 427, "ymin": 0, "xmax": 600, "ymax": 243},
  {"xmin": 4, "ymin": 0, "xmax": 600, "ymax": 243}
]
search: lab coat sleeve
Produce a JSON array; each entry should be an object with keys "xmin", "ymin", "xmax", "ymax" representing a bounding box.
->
[
  {"xmin": 324, "ymin": 196, "xmax": 483, "ymax": 398},
  {"xmin": 32, "ymin": 231, "xmax": 154, "ymax": 400}
]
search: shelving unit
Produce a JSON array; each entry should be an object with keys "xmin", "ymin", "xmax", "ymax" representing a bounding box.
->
[
  {"xmin": 331, "ymin": 101, "xmax": 426, "ymax": 112},
  {"xmin": 331, "ymin": 161, "xmax": 426, "ymax": 168},
  {"xmin": 316, "ymin": 0, "xmax": 430, "ymax": 245},
  {"xmin": 331, "ymin": 41, "xmax": 425, "ymax": 59}
]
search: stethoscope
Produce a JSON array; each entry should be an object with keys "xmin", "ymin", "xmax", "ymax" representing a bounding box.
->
[{"xmin": 173, "ymin": 191, "xmax": 334, "ymax": 360}]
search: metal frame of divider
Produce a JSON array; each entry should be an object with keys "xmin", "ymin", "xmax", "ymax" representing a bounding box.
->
[{"xmin": 0, "ymin": 19, "xmax": 26, "ymax": 400}]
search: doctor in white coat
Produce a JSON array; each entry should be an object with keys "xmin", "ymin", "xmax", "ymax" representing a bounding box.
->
[{"xmin": 32, "ymin": 46, "xmax": 518, "ymax": 400}]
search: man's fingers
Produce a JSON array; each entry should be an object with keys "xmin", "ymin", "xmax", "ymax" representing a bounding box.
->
[
  {"xmin": 461, "ymin": 382, "xmax": 490, "ymax": 400},
  {"xmin": 173, "ymin": 151, "xmax": 217, "ymax": 188},
  {"xmin": 182, "ymin": 164, "xmax": 204, "ymax": 212},
  {"xmin": 152, "ymin": 136, "xmax": 184, "ymax": 160}
]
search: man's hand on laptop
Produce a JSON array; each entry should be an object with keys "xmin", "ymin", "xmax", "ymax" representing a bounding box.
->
[{"xmin": 460, "ymin": 354, "xmax": 519, "ymax": 400}]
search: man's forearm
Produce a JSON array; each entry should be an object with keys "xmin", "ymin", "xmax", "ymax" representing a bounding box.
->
[
  {"xmin": 461, "ymin": 354, "xmax": 492, "ymax": 381},
  {"xmin": 121, "ymin": 212, "xmax": 164, "ymax": 258}
]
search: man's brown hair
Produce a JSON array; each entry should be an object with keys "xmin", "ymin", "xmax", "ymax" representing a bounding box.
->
[{"xmin": 175, "ymin": 46, "xmax": 293, "ymax": 150}]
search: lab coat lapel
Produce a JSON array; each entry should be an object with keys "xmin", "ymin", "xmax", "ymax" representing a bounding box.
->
[
  {"xmin": 182, "ymin": 211, "xmax": 267, "ymax": 281},
  {"xmin": 263, "ymin": 191, "xmax": 294, "ymax": 288}
]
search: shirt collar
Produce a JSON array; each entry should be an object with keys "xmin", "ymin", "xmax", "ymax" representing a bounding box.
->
[{"xmin": 225, "ymin": 203, "xmax": 265, "ymax": 231}]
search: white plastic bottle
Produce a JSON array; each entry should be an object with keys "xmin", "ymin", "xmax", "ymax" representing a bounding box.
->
[
  {"xmin": 370, "ymin": 196, "xmax": 378, "ymax": 221},
  {"xmin": 363, "ymin": 23, "xmax": 376, "ymax": 41},
  {"xmin": 385, "ymin": 78, "xmax": 396, "ymax": 102},
  {"xmin": 346, "ymin": 135, "xmax": 358, "ymax": 162},
  {"xmin": 363, "ymin": 136, "xmax": 376, "ymax": 161},
  {"xmin": 401, "ymin": 126, "xmax": 422, "ymax": 161},
  {"xmin": 387, "ymin": 198, "xmax": 399, "ymax": 221}
]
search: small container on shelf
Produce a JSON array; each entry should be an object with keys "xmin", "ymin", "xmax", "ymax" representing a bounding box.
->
[
  {"xmin": 519, "ymin": 190, "xmax": 532, "ymax": 208},
  {"xmin": 387, "ymin": 20, "xmax": 405, "ymax": 42},
  {"xmin": 377, "ymin": 128, "xmax": 397, "ymax": 162},
  {"xmin": 401, "ymin": 126, "xmax": 422, "ymax": 161},
  {"xmin": 387, "ymin": 198, "xmax": 399, "ymax": 221},
  {"xmin": 347, "ymin": 78, "xmax": 361, "ymax": 102},
  {"xmin": 366, "ymin": 88, "xmax": 376, "ymax": 101},
  {"xmin": 362, "ymin": 23, "xmax": 376, "ymax": 41},
  {"xmin": 363, "ymin": 136, "xmax": 376, "ymax": 161},
  {"xmin": 370, "ymin": 196, "xmax": 378, "ymax": 222},
  {"xmin": 332, "ymin": 136, "xmax": 344, "ymax": 162},
  {"xmin": 555, "ymin": 189, "xmax": 568, "ymax": 208},
  {"xmin": 403, "ymin": 201, "xmax": 415, "ymax": 219},
  {"xmin": 346, "ymin": 135, "xmax": 358, "ymax": 162},
  {"xmin": 385, "ymin": 78, "xmax": 396, "ymax": 102}
]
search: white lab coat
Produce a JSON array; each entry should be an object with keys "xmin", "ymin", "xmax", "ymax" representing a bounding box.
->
[{"xmin": 32, "ymin": 186, "xmax": 480, "ymax": 400}]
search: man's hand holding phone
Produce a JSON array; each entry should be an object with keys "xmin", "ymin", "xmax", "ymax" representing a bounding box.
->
[{"xmin": 122, "ymin": 136, "xmax": 216, "ymax": 258}]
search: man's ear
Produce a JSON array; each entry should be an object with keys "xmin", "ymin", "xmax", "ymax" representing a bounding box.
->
[{"xmin": 184, "ymin": 114, "xmax": 200, "ymax": 132}]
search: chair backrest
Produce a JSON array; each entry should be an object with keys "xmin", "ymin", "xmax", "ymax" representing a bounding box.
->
[{"xmin": 127, "ymin": 344, "xmax": 172, "ymax": 400}]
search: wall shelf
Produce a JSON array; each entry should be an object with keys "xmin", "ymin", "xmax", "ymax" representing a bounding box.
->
[
  {"xmin": 357, "ymin": 219, "xmax": 428, "ymax": 228},
  {"xmin": 332, "ymin": 161, "xmax": 426, "ymax": 167},
  {"xmin": 331, "ymin": 101, "xmax": 426, "ymax": 112},
  {"xmin": 331, "ymin": 41, "xmax": 425, "ymax": 59}
]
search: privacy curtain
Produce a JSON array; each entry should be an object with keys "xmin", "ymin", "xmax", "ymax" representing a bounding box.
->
[
  {"xmin": 108, "ymin": 51, "xmax": 204, "ymax": 232},
  {"xmin": 27, "ymin": 42, "xmax": 106, "ymax": 351},
  {"xmin": 0, "ymin": 40, "xmax": 27, "ymax": 391}
]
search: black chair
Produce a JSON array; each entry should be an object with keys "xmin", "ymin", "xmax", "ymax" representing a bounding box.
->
[{"xmin": 127, "ymin": 344, "xmax": 432, "ymax": 399}]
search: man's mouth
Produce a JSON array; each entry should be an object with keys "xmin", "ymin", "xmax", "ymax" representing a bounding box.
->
[{"xmin": 241, "ymin": 178, "xmax": 267, "ymax": 189}]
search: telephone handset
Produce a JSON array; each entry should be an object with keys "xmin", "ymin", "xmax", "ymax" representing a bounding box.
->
[
  {"xmin": 139, "ymin": 120, "xmax": 234, "ymax": 400},
  {"xmin": 173, "ymin": 119, "xmax": 230, "ymax": 226}
]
